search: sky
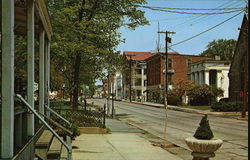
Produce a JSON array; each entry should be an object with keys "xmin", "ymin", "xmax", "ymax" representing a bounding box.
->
[{"xmin": 117, "ymin": 0, "xmax": 247, "ymax": 55}]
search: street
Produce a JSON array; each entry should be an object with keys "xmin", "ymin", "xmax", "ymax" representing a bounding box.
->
[{"xmin": 88, "ymin": 98, "xmax": 248, "ymax": 160}]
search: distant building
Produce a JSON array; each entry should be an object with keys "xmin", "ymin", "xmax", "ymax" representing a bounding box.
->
[
  {"xmin": 189, "ymin": 59, "xmax": 230, "ymax": 100},
  {"xmin": 145, "ymin": 52, "xmax": 212, "ymax": 102},
  {"xmin": 123, "ymin": 51, "xmax": 154, "ymax": 101}
]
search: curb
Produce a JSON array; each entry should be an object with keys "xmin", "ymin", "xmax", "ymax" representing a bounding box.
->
[{"xmin": 119, "ymin": 100, "xmax": 247, "ymax": 117}]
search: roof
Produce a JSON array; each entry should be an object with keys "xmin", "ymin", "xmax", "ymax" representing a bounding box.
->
[
  {"xmin": 144, "ymin": 52, "xmax": 180, "ymax": 61},
  {"xmin": 123, "ymin": 51, "xmax": 154, "ymax": 61}
]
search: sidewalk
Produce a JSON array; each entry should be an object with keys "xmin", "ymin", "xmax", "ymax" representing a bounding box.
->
[
  {"xmin": 72, "ymin": 118, "xmax": 183, "ymax": 160},
  {"xmin": 123, "ymin": 100, "xmax": 248, "ymax": 118}
]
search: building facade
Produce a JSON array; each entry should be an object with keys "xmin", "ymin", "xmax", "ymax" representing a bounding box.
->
[
  {"xmin": 123, "ymin": 51, "xmax": 153, "ymax": 102},
  {"xmin": 189, "ymin": 59, "xmax": 230, "ymax": 100},
  {"xmin": 146, "ymin": 52, "xmax": 212, "ymax": 102}
]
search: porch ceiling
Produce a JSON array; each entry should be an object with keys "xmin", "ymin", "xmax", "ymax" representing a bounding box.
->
[{"xmin": 13, "ymin": 0, "xmax": 53, "ymax": 40}]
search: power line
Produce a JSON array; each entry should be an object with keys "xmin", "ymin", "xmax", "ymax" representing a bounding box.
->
[
  {"xmin": 165, "ymin": 1, "xmax": 242, "ymax": 30},
  {"xmin": 144, "ymin": 6, "xmax": 244, "ymax": 11},
  {"xmin": 170, "ymin": 11, "xmax": 243, "ymax": 47},
  {"xmin": 139, "ymin": 5, "xmax": 244, "ymax": 15}
]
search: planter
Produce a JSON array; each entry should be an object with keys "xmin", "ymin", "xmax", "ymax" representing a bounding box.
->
[{"xmin": 185, "ymin": 137, "xmax": 223, "ymax": 159}]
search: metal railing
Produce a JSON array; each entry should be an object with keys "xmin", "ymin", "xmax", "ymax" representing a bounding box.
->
[
  {"xmin": 15, "ymin": 94, "xmax": 72, "ymax": 160},
  {"xmin": 45, "ymin": 104, "xmax": 72, "ymax": 127}
]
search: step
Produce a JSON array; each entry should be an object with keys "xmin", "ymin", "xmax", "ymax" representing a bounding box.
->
[
  {"xmin": 36, "ymin": 130, "xmax": 53, "ymax": 148},
  {"xmin": 47, "ymin": 136, "xmax": 62, "ymax": 159},
  {"xmin": 60, "ymin": 146, "xmax": 68, "ymax": 160}
]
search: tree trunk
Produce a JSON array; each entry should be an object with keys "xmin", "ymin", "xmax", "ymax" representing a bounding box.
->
[{"xmin": 72, "ymin": 54, "xmax": 81, "ymax": 110}]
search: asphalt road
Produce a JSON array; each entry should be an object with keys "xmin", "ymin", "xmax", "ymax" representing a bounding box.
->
[{"xmin": 87, "ymin": 98, "xmax": 248, "ymax": 160}]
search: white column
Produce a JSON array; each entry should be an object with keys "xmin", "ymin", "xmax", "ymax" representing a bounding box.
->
[
  {"xmin": 199, "ymin": 71, "xmax": 203, "ymax": 84},
  {"xmin": 195, "ymin": 72, "xmax": 198, "ymax": 84},
  {"xmin": 217, "ymin": 71, "xmax": 222, "ymax": 88},
  {"xmin": 39, "ymin": 31, "xmax": 45, "ymax": 119},
  {"xmin": 27, "ymin": 0, "xmax": 35, "ymax": 136},
  {"xmin": 1, "ymin": 0, "xmax": 15, "ymax": 157},
  {"xmin": 204, "ymin": 71, "xmax": 209, "ymax": 85}
]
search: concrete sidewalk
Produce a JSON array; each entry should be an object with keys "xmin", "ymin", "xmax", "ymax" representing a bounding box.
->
[{"xmin": 72, "ymin": 119, "xmax": 183, "ymax": 160}]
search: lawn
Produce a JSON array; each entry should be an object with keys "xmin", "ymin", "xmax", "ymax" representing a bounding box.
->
[{"xmin": 178, "ymin": 105, "xmax": 211, "ymax": 110}]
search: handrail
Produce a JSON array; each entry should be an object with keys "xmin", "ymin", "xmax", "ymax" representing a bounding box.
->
[
  {"xmin": 15, "ymin": 94, "xmax": 72, "ymax": 160},
  {"xmin": 45, "ymin": 105, "xmax": 72, "ymax": 127}
]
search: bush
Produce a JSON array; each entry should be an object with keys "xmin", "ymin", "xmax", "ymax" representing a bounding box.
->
[
  {"xmin": 211, "ymin": 101, "xmax": 241, "ymax": 112},
  {"xmin": 194, "ymin": 114, "xmax": 214, "ymax": 140},
  {"xmin": 167, "ymin": 94, "xmax": 181, "ymax": 105},
  {"xmin": 187, "ymin": 84, "xmax": 224, "ymax": 106}
]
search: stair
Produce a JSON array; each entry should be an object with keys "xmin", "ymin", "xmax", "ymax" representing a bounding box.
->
[
  {"xmin": 47, "ymin": 136, "xmax": 62, "ymax": 159},
  {"xmin": 35, "ymin": 130, "xmax": 67, "ymax": 160},
  {"xmin": 35, "ymin": 130, "xmax": 53, "ymax": 160}
]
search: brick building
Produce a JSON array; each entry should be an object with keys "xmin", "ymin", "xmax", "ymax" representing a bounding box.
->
[
  {"xmin": 145, "ymin": 52, "xmax": 213, "ymax": 102},
  {"xmin": 123, "ymin": 51, "xmax": 154, "ymax": 101}
]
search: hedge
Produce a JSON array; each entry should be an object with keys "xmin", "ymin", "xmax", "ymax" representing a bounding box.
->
[{"xmin": 211, "ymin": 101, "xmax": 242, "ymax": 112}]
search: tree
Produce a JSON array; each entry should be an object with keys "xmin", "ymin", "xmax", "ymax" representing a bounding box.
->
[
  {"xmin": 48, "ymin": 0, "xmax": 148, "ymax": 109},
  {"xmin": 200, "ymin": 39, "xmax": 237, "ymax": 61}
]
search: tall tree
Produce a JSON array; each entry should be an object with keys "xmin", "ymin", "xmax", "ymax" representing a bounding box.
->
[
  {"xmin": 200, "ymin": 39, "xmax": 237, "ymax": 61},
  {"xmin": 48, "ymin": 0, "xmax": 148, "ymax": 109}
]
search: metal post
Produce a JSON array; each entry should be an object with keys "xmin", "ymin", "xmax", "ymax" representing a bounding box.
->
[
  {"xmin": 107, "ymin": 73, "xmax": 111, "ymax": 116},
  {"xmin": 39, "ymin": 31, "xmax": 45, "ymax": 119},
  {"xmin": 1, "ymin": 1, "xmax": 15, "ymax": 157},
  {"xmin": 103, "ymin": 104, "xmax": 106, "ymax": 127},
  {"xmin": 27, "ymin": 0, "xmax": 35, "ymax": 136},
  {"xmin": 111, "ymin": 93, "xmax": 114, "ymax": 118}
]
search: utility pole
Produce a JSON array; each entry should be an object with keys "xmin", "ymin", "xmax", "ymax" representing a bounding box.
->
[
  {"xmin": 127, "ymin": 54, "xmax": 135, "ymax": 102},
  {"xmin": 158, "ymin": 31, "xmax": 175, "ymax": 108},
  {"xmin": 158, "ymin": 30, "xmax": 175, "ymax": 139}
]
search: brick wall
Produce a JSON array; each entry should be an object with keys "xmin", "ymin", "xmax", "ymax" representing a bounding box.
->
[{"xmin": 146, "ymin": 53, "xmax": 213, "ymax": 87}]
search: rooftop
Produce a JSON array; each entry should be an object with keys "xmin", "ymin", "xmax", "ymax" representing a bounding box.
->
[{"xmin": 123, "ymin": 51, "xmax": 154, "ymax": 61}]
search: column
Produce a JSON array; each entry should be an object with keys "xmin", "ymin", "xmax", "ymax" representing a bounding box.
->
[
  {"xmin": 27, "ymin": 0, "xmax": 35, "ymax": 136},
  {"xmin": 195, "ymin": 72, "xmax": 198, "ymax": 84},
  {"xmin": 199, "ymin": 71, "xmax": 203, "ymax": 84},
  {"xmin": 1, "ymin": 0, "xmax": 15, "ymax": 157},
  {"xmin": 39, "ymin": 31, "xmax": 45, "ymax": 118},
  {"xmin": 141, "ymin": 66, "xmax": 144, "ymax": 102},
  {"xmin": 216, "ymin": 71, "xmax": 222, "ymax": 88},
  {"xmin": 204, "ymin": 71, "xmax": 209, "ymax": 85}
]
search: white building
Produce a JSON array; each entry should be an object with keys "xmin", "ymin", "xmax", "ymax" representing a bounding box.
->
[{"xmin": 189, "ymin": 59, "xmax": 230, "ymax": 99}]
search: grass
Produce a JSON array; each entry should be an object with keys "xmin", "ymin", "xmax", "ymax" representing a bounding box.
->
[{"xmin": 178, "ymin": 105, "xmax": 211, "ymax": 110}]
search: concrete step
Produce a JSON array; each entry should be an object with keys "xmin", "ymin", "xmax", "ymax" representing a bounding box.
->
[
  {"xmin": 60, "ymin": 146, "xmax": 67, "ymax": 160},
  {"xmin": 36, "ymin": 130, "xmax": 53, "ymax": 148},
  {"xmin": 47, "ymin": 136, "xmax": 62, "ymax": 159}
]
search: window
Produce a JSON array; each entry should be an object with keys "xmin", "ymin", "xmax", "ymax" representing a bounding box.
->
[
  {"xmin": 187, "ymin": 59, "xmax": 192, "ymax": 66},
  {"xmin": 168, "ymin": 59, "xmax": 173, "ymax": 68},
  {"xmin": 135, "ymin": 78, "xmax": 141, "ymax": 86}
]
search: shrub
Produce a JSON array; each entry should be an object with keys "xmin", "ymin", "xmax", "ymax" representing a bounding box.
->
[
  {"xmin": 167, "ymin": 93, "xmax": 181, "ymax": 105},
  {"xmin": 194, "ymin": 114, "xmax": 214, "ymax": 140},
  {"xmin": 211, "ymin": 101, "xmax": 241, "ymax": 112},
  {"xmin": 187, "ymin": 84, "xmax": 224, "ymax": 106}
]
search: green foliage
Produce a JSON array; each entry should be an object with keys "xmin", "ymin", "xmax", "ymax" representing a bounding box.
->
[
  {"xmin": 187, "ymin": 84, "xmax": 224, "ymax": 106},
  {"xmin": 48, "ymin": 0, "xmax": 148, "ymax": 106},
  {"xmin": 194, "ymin": 115, "xmax": 214, "ymax": 140},
  {"xmin": 200, "ymin": 39, "xmax": 237, "ymax": 61},
  {"xmin": 211, "ymin": 101, "xmax": 242, "ymax": 112}
]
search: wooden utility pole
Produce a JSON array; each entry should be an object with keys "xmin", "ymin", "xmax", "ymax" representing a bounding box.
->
[
  {"xmin": 158, "ymin": 31, "xmax": 175, "ymax": 139},
  {"xmin": 158, "ymin": 31, "xmax": 175, "ymax": 108},
  {"xmin": 127, "ymin": 54, "xmax": 135, "ymax": 102}
]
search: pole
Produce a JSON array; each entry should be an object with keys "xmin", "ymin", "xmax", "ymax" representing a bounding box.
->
[
  {"xmin": 158, "ymin": 30, "xmax": 175, "ymax": 139},
  {"xmin": 107, "ymin": 73, "xmax": 111, "ymax": 116},
  {"xmin": 127, "ymin": 55, "xmax": 135, "ymax": 102}
]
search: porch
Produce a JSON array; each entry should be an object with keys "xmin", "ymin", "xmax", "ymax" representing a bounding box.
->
[{"xmin": 1, "ymin": 0, "xmax": 72, "ymax": 159}]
